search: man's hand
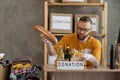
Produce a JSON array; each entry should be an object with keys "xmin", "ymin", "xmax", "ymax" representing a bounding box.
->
[
  {"xmin": 82, "ymin": 49, "xmax": 100, "ymax": 67},
  {"xmin": 40, "ymin": 33, "xmax": 51, "ymax": 44},
  {"xmin": 40, "ymin": 33, "xmax": 56, "ymax": 55},
  {"xmin": 82, "ymin": 52, "xmax": 96, "ymax": 63}
]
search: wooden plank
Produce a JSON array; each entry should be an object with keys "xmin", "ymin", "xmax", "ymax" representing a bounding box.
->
[
  {"xmin": 101, "ymin": 2, "xmax": 107, "ymax": 66},
  {"xmin": 44, "ymin": 1, "xmax": 48, "ymax": 80},
  {"xmin": 53, "ymin": 33, "xmax": 103, "ymax": 36},
  {"xmin": 48, "ymin": 2, "xmax": 104, "ymax": 7},
  {"xmin": 52, "ymin": 72, "xmax": 115, "ymax": 80},
  {"xmin": 104, "ymin": 2, "xmax": 108, "ymax": 66},
  {"xmin": 44, "ymin": 65, "xmax": 120, "ymax": 72},
  {"xmin": 87, "ymin": 0, "xmax": 103, "ymax": 3},
  {"xmin": 44, "ymin": 0, "xmax": 48, "ymax": 67}
]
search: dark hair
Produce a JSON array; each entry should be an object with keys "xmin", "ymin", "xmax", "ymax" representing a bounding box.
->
[{"xmin": 79, "ymin": 16, "xmax": 93, "ymax": 25}]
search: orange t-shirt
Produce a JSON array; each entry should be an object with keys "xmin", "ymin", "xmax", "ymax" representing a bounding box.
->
[{"xmin": 53, "ymin": 34, "xmax": 101, "ymax": 65}]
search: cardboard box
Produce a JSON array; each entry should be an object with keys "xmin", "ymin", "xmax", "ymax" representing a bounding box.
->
[
  {"xmin": 74, "ymin": 14, "xmax": 99, "ymax": 35},
  {"xmin": 87, "ymin": 0, "xmax": 103, "ymax": 3},
  {"xmin": 50, "ymin": 13, "xmax": 73, "ymax": 34},
  {"xmin": 0, "ymin": 65, "xmax": 9, "ymax": 80}
]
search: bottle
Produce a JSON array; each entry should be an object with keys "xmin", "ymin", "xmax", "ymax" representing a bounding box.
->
[
  {"xmin": 110, "ymin": 44, "xmax": 116, "ymax": 69},
  {"xmin": 58, "ymin": 45, "xmax": 64, "ymax": 60},
  {"xmin": 64, "ymin": 46, "xmax": 71, "ymax": 61}
]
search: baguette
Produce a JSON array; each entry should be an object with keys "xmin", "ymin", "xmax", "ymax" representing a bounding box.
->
[{"xmin": 35, "ymin": 25, "xmax": 58, "ymax": 44}]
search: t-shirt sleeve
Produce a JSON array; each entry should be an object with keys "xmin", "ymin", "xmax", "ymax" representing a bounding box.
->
[{"xmin": 91, "ymin": 39, "xmax": 101, "ymax": 61}]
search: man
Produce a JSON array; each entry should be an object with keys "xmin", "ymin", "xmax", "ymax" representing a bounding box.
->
[{"xmin": 40, "ymin": 16, "xmax": 101, "ymax": 67}]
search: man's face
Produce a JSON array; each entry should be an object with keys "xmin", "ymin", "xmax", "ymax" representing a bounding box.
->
[{"xmin": 76, "ymin": 21, "xmax": 92, "ymax": 40}]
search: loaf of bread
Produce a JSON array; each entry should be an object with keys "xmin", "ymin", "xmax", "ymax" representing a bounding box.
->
[{"xmin": 35, "ymin": 25, "xmax": 58, "ymax": 44}]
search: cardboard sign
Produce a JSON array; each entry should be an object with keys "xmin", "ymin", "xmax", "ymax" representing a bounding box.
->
[{"xmin": 57, "ymin": 61, "xmax": 84, "ymax": 70}]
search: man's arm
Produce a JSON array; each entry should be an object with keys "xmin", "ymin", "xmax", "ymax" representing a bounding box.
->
[
  {"xmin": 91, "ymin": 39, "xmax": 101, "ymax": 67},
  {"xmin": 82, "ymin": 49, "xmax": 100, "ymax": 67},
  {"xmin": 46, "ymin": 41, "xmax": 56, "ymax": 55},
  {"xmin": 40, "ymin": 33, "xmax": 56, "ymax": 55}
]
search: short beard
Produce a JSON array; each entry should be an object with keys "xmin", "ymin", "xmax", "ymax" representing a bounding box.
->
[{"xmin": 77, "ymin": 33, "xmax": 89, "ymax": 41}]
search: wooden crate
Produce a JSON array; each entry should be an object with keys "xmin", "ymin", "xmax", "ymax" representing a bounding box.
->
[{"xmin": 0, "ymin": 65, "xmax": 9, "ymax": 80}]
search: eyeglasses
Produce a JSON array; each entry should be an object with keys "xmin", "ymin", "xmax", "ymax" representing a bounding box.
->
[{"xmin": 77, "ymin": 27, "xmax": 90, "ymax": 32}]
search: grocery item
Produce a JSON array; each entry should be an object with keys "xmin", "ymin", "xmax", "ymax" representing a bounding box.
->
[{"xmin": 35, "ymin": 25, "xmax": 58, "ymax": 44}]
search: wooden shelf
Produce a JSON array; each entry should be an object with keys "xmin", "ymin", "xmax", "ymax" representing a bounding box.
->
[
  {"xmin": 48, "ymin": 2, "xmax": 105, "ymax": 7},
  {"xmin": 54, "ymin": 34, "xmax": 68, "ymax": 36},
  {"xmin": 44, "ymin": 1, "xmax": 108, "ymax": 80},
  {"xmin": 53, "ymin": 33, "xmax": 103, "ymax": 36},
  {"xmin": 44, "ymin": 65, "xmax": 120, "ymax": 72}
]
